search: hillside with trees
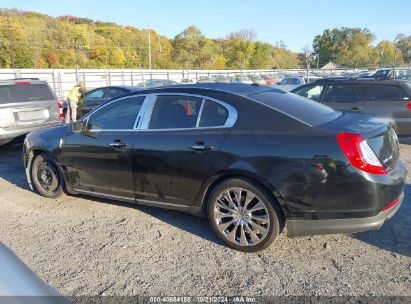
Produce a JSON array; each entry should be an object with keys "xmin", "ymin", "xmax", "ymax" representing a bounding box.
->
[{"xmin": 0, "ymin": 9, "xmax": 410, "ymax": 70}]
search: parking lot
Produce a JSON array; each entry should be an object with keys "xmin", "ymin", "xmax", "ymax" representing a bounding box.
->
[{"xmin": 0, "ymin": 142, "xmax": 410, "ymax": 297}]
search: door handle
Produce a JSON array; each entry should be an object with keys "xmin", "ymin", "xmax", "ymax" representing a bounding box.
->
[
  {"xmin": 110, "ymin": 141, "xmax": 127, "ymax": 148},
  {"xmin": 190, "ymin": 143, "xmax": 213, "ymax": 151},
  {"xmin": 351, "ymin": 106, "xmax": 361, "ymax": 111}
]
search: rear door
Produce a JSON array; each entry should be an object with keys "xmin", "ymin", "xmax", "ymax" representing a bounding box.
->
[
  {"xmin": 354, "ymin": 84, "xmax": 411, "ymax": 135},
  {"xmin": 0, "ymin": 81, "xmax": 59, "ymax": 129},
  {"xmin": 322, "ymin": 84, "xmax": 362, "ymax": 113}
]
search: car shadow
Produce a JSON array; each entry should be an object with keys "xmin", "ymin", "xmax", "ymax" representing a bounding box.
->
[
  {"xmin": 352, "ymin": 183, "xmax": 411, "ymax": 258},
  {"xmin": 77, "ymin": 194, "xmax": 224, "ymax": 246},
  {"xmin": 0, "ymin": 142, "xmax": 31, "ymax": 191},
  {"xmin": 399, "ymin": 137, "xmax": 411, "ymax": 145}
]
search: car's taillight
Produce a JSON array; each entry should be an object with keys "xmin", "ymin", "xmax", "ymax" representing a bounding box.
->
[
  {"xmin": 337, "ymin": 132, "xmax": 387, "ymax": 175},
  {"xmin": 406, "ymin": 102, "xmax": 411, "ymax": 110},
  {"xmin": 57, "ymin": 101, "xmax": 64, "ymax": 118},
  {"xmin": 15, "ymin": 81, "xmax": 31, "ymax": 85}
]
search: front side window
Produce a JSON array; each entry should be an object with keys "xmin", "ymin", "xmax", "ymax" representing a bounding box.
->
[
  {"xmin": 87, "ymin": 96, "xmax": 144, "ymax": 130},
  {"xmin": 293, "ymin": 85, "xmax": 324, "ymax": 101},
  {"xmin": 199, "ymin": 100, "xmax": 229, "ymax": 127},
  {"xmin": 323, "ymin": 85, "xmax": 357, "ymax": 103},
  {"xmin": 149, "ymin": 95, "xmax": 202, "ymax": 129}
]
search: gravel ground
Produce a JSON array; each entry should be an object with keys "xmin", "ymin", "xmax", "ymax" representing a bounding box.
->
[{"xmin": 0, "ymin": 142, "xmax": 410, "ymax": 297}]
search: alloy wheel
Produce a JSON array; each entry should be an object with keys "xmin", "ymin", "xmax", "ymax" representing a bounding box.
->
[{"xmin": 212, "ymin": 187, "xmax": 270, "ymax": 247}]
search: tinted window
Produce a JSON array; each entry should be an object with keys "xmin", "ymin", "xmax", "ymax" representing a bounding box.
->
[
  {"xmin": 355, "ymin": 85, "xmax": 409, "ymax": 101},
  {"xmin": 279, "ymin": 78, "xmax": 289, "ymax": 85},
  {"xmin": 85, "ymin": 89, "xmax": 105, "ymax": 101},
  {"xmin": 323, "ymin": 85, "xmax": 357, "ymax": 103},
  {"xmin": 293, "ymin": 85, "xmax": 324, "ymax": 101},
  {"xmin": 106, "ymin": 88, "xmax": 127, "ymax": 98},
  {"xmin": 87, "ymin": 96, "xmax": 144, "ymax": 130},
  {"xmin": 199, "ymin": 100, "xmax": 228, "ymax": 127},
  {"xmin": 0, "ymin": 84, "xmax": 54, "ymax": 104},
  {"xmin": 149, "ymin": 95, "xmax": 202, "ymax": 129},
  {"xmin": 250, "ymin": 90, "xmax": 340, "ymax": 126}
]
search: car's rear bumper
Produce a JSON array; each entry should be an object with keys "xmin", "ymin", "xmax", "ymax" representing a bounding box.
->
[
  {"xmin": 287, "ymin": 192, "xmax": 404, "ymax": 237},
  {"xmin": 0, "ymin": 122, "xmax": 60, "ymax": 145}
]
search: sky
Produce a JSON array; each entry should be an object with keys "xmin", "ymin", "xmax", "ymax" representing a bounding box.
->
[{"xmin": 1, "ymin": 0, "xmax": 411, "ymax": 51}]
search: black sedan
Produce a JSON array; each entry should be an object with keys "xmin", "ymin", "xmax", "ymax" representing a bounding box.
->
[{"xmin": 23, "ymin": 83, "xmax": 406, "ymax": 252}]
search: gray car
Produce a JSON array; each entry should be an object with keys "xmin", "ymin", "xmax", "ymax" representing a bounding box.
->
[
  {"xmin": 0, "ymin": 243, "xmax": 67, "ymax": 303},
  {"xmin": 0, "ymin": 79, "xmax": 61, "ymax": 145},
  {"xmin": 291, "ymin": 79, "xmax": 411, "ymax": 137}
]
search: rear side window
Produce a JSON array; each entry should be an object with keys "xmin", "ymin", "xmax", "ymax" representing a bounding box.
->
[
  {"xmin": 149, "ymin": 95, "xmax": 202, "ymax": 129},
  {"xmin": 355, "ymin": 85, "xmax": 410, "ymax": 101},
  {"xmin": 323, "ymin": 85, "xmax": 357, "ymax": 103},
  {"xmin": 199, "ymin": 100, "xmax": 228, "ymax": 127},
  {"xmin": 292, "ymin": 85, "xmax": 324, "ymax": 101},
  {"xmin": 0, "ymin": 84, "xmax": 54, "ymax": 104},
  {"xmin": 250, "ymin": 90, "xmax": 340, "ymax": 126}
]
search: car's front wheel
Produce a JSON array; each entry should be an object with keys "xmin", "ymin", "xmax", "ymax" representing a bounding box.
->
[
  {"xmin": 31, "ymin": 153, "xmax": 63, "ymax": 198},
  {"xmin": 207, "ymin": 178, "xmax": 283, "ymax": 252}
]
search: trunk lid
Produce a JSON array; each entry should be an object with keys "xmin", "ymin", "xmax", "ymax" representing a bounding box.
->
[{"xmin": 319, "ymin": 113, "xmax": 400, "ymax": 171}]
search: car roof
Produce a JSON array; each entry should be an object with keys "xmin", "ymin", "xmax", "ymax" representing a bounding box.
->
[
  {"xmin": 0, "ymin": 78, "xmax": 48, "ymax": 85},
  {"xmin": 308, "ymin": 78, "xmax": 409, "ymax": 86},
  {"xmin": 131, "ymin": 83, "xmax": 282, "ymax": 96},
  {"xmin": 89, "ymin": 85, "xmax": 141, "ymax": 91}
]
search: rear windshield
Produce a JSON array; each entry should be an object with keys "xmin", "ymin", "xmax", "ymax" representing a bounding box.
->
[
  {"xmin": 249, "ymin": 89, "xmax": 341, "ymax": 126},
  {"xmin": 0, "ymin": 84, "xmax": 54, "ymax": 104}
]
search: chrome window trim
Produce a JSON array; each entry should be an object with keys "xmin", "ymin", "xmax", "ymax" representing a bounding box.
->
[
  {"xmin": 195, "ymin": 99, "xmax": 205, "ymax": 128},
  {"xmin": 139, "ymin": 93, "xmax": 238, "ymax": 131},
  {"xmin": 82, "ymin": 94, "xmax": 149, "ymax": 132}
]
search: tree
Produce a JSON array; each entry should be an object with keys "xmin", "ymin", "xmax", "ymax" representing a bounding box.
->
[
  {"xmin": 172, "ymin": 26, "xmax": 211, "ymax": 69},
  {"xmin": 313, "ymin": 29, "xmax": 335, "ymax": 67},
  {"xmin": 224, "ymin": 29, "xmax": 256, "ymax": 69},
  {"xmin": 271, "ymin": 44, "xmax": 299, "ymax": 69},
  {"xmin": 313, "ymin": 27, "xmax": 377, "ymax": 68},
  {"xmin": 394, "ymin": 34, "xmax": 411, "ymax": 65},
  {"xmin": 249, "ymin": 42, "xmax": 272, "ymax": 69},
  {"xmin": 377, "ymin": 40, "xmax": 403, "ymax": 67}
]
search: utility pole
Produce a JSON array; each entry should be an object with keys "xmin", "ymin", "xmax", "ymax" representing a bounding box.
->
[
  {"xmin": 304, "ymin": 49, "xmax": 311, "ymax": 82},
  {"xmin": 147, "ymin": 25, "xmax": 152, "ymax": 70},
  {"xmin": 6, "ymin": 17, "xmax": 15, "ymax": 69},
  {"xmin": 380, "ymin": 50, "xmax": 384, "ymax": 68}
]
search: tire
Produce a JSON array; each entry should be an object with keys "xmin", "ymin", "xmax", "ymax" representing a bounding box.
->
[
  {"xmin": 207, "ymin": 178, "xmax": 283, "ymax": 252},
  {"xmin": 31, "ymin": 153, "xmax": 63, "ymax": 198}
]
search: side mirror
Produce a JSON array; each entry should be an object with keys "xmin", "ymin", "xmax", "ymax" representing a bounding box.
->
[{"xmin": 71, "ymin": 120, "xmax": 85, "ymax": 133}]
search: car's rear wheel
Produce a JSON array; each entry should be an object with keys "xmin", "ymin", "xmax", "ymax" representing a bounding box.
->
[
  {"xmin": 31, "ymin": 153, "xmax": 63, "ymax": 198},
  {"xmin": 207, "ymin": 178, "xmax": 283, "ymax": 252}
]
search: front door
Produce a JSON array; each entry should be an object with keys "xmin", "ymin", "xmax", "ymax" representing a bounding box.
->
[
  {"xmin": 62, "ymin": 96, "xmax": 145, "ymax": 199},
  {"xmin": 132, "ymin": 95, "xmax": 234, "ymax": 207}
]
